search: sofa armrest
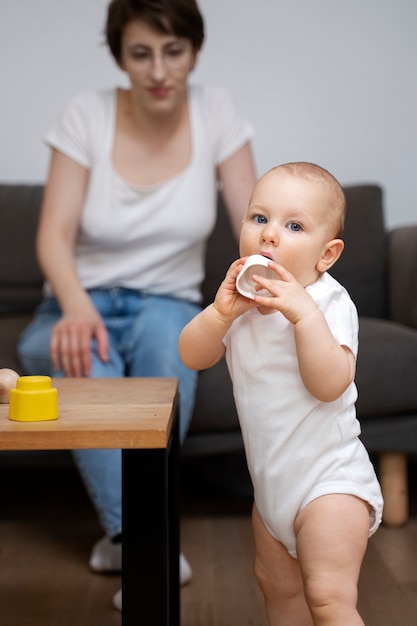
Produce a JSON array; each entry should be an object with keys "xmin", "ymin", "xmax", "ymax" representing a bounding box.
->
[{"xmin": 388, "ymin": 224, "xmax": 417, "ymax": 329}]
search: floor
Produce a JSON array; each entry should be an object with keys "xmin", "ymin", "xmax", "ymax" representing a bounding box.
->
[{"xmin": 0, "ymin": 451, "xmax": 416, "ymax": 625}]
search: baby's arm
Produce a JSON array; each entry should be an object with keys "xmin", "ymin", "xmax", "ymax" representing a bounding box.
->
[
  {"xmin": 293, "ymin": 308, "xmax": 355, "ymax": 402},
  {"xmin": 252, "ymin": 263, "xmax": 355, "ymax": 402},
  {"xmin": 179, "ymin": 304, "xmax": 230, "ymax": 370},
  {"xmin": 179, "ymin": 258, "xmax": 256, "ymax": 371}
]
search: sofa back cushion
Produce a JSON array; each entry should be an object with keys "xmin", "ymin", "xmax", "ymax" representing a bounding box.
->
[
  {"xmin": 0, "ymin": 185, "xmax": 44, "ymax": 313},
  {"xmin": 328, "ymin": 184, "xmax": 387, "ymax": 318},
  {"xmin": 201, "ymin": 194, "xmax": 239, "ymax": 308}
]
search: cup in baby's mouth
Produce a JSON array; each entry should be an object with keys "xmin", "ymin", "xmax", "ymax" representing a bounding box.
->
[{"xmin": 236, "ymin": 254, "xmax": 277, "ymax": 300}]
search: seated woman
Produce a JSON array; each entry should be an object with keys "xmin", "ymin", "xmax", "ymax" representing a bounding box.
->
[{"xmin": 17, "ymin": 0, "xmax": 256, "ymax": 611}]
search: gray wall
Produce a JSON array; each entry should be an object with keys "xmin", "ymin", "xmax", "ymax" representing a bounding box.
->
[{"xmin": 1, "ymin": 0, "xmax": 416, "ymax": 228}]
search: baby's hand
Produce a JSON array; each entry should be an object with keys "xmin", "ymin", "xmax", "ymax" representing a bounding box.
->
[
  {"xmin": 251, "ymin": 262, "xmax": 318, "ymax": 324},
  {"xmin": 213, "ymin": 258, "xmax": 258, "ymax": 321}
]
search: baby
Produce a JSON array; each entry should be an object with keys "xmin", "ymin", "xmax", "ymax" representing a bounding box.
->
[{"xmin": 179, "ymin": 162, "xmax": 383, "ymax": 626}]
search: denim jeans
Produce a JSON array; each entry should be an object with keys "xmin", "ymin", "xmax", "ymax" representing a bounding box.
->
[{"xmin": 18, "ymin": 288, "xmax": 200, "ymax": 537}]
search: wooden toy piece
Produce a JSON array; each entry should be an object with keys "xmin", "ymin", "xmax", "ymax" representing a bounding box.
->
[{"xmin": 0, "ymin": 368, "xmax": 19, "ymax": 403}]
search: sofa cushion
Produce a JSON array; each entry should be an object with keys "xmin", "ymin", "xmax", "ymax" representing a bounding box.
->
[
  {"xmin": 0, "ymin": 314, "xmax": 33, "ymax": 373},
  {"xmin": 360, "ymin": 414, "xmax": 417, "ymax": 453},
  {"xmin": 331, "ymin": 185, "xmax": 386, "ymax": 319},
  {"xmin": 190, "ymin": 357, "xmax": 238, "ymax": 433},
  {"xmin": 0, "ymin": 185, "xmax": 44, "ymax": 313},
  {"xmin": 356, "ymin": 317, "xmax": 417, "ymax": 417},
  {"xmin": 201, "ymin": 195, "xmax": 238, "ymax": 308},
  {"xmin": 388, "ymin": 224, "xmax": 417, "ymax": 330}
]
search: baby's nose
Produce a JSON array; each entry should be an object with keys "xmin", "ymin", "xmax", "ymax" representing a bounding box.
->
[{"xmin": 262, "ymin": 224, "xmax": 278, "ymax": 244}]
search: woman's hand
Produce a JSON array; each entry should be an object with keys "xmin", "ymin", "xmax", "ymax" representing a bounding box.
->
[{"xmin": 50, "ymin": 302, "xmax": 109, "ymax": 377}]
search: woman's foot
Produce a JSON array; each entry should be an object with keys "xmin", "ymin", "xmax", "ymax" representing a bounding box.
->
[
  {"xmin": 89, "ymin": 535, "xmax": 122, "ymax": 572},
  {"xmin": 179, "ymin": 552, "xmax": 193, "ymax": 585},
  {"xmin": 112, "ymin": 556, "xmax": 192, "ymax": 611},
  {"xmin": 90, "ymin": 536, "xmax": 192, "ymax": 610},
  {"xmin": 113, "ymin": 588, "xmax": 122, "ymax": 611}
]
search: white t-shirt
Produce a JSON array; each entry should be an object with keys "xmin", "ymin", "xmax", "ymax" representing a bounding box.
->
[
  {"xmin": 44, "ymin": 85, "xmax": 254, "ymax": 302},
  {"xmin": 224, "ymin": 272, "xmax": 383, "ymax": 556}
]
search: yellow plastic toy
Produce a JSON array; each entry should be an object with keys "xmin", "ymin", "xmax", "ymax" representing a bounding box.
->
[{"xmin": 8, "ymin": 375, "xmax": 59, "ymax": 422}]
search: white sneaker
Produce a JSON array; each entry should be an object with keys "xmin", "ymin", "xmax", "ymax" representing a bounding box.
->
[
  {"xmin": 180, "ymin": 552, "xmax": 192, "ymax": 585},
  {"xmin": 113, "ymin": 588, "xmax": 122, "ymax": 611},
  {"xmin": 89, "ymin": 536, "xmax": 122, "ymax": 573},
  {"xmin": 112, "ymin": 552, "xmax": 192, "ymax": 611}
]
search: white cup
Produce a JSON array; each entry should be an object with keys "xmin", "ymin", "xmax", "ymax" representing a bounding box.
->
[{"xmin": 236, "ymin": 254, "xmax": 277, "ymax": 300}]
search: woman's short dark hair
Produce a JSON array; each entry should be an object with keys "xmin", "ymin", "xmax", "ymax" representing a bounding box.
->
[{"xmin": 105, "ymin": 0, "xmax": 205, "ymax": 62}]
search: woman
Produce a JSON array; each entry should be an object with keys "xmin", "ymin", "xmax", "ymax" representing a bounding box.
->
[{"xmin": 18, "ymin": 0, "xmax": 256, "ymax": 610}]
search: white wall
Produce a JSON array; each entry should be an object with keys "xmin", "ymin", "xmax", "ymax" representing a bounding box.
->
[{"xmin": 1, "ymin": 0, "xmax": 416, "ymax": 228}]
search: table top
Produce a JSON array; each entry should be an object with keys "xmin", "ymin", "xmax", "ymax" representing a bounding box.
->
[{"xmin": 0, "ymin": 378, "xmax": 178, "ymax": 451}]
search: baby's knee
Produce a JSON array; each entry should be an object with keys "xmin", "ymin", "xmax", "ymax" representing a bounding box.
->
[
  {"xmin": 254, "ymin": 553, "xmax": 302, "ymax": 603},
  {"xmin": 303, "ymin": 572, "xmax": 357, "ymax": 620}
]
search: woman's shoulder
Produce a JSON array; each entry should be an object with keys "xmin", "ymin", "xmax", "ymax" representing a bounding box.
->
[
  {"xmin": 188, "ymin": 83, "xmax": 254, "ymax": 163},
  {"xmin": 45, "ymin": 88, "xmax": 117, "ymax": 164},
  {"xmin": 189, "ymin": 83, "xmax": 236, "ymax": 108},
  {"xmin": 188, "ymin": 83, "xmax": 248, "ymax": 130},
  {"xmin": 50, "ymin": 88, "xmax": 117, "ymax": 138}
]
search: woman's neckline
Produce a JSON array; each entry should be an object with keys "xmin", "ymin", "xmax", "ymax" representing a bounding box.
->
[{"xmin": 110, "ymin": 87, "xmax": 194, "ymax": 190}]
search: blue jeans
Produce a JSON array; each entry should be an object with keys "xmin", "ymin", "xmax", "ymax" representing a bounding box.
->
[{"xmin": 18, "ymin": 288, "xmax": 200, "ymax": 538}]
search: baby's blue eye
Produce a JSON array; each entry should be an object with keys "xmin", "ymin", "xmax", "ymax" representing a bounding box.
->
[
  {"xmin": 254, "ymin": 215, "xmax": 267, "ymax": 224},
  {"xmin": 287, "ymin": 222, "xmax": 302, "ymax": 232}
]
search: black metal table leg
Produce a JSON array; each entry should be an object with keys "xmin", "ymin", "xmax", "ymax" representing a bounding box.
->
[
  {"xmin": 168, "ymin": 407, "xmax": 180, "ymax": 625},
  {"xmin": 122, "ymin": 403, "xmax": 180, "ymax": 626}
]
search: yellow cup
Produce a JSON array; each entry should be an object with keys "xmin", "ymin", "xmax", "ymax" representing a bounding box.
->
[{"xmin": 9, "ymin": 376, "xmax": 59, "ymax": 422}]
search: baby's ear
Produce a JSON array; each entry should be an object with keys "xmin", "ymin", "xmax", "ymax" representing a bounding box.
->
[{"xmin": 316, "ymin": 239, "xmax": 344, "ymax": 273}]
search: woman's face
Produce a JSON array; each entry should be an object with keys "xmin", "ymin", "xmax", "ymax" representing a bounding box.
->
[{"xmin": 119, "ymin": 19, "xmax": 198, "ymax": 115}]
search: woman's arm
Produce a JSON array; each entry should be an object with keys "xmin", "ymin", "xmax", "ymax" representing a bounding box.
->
[
  {"xmin": 38, "ymin": 150, "xmax": 88, "ymax": 308},
  {"xmin": 217, "ymin": 142, "xmax": 257, "ymax": 238},
  {"xmin": 37, "ymin": 149, "xmax": 108, "ymax": 376}
]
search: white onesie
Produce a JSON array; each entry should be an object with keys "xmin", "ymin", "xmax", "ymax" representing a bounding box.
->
[{"xmin": 224, "ymin": 271, "xmax": 383, "ymax": 557}]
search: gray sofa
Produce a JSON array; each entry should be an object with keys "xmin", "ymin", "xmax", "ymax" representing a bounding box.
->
[{"xmin": 1, "ymin": 183, "xmax": 417, "ymax": 525}]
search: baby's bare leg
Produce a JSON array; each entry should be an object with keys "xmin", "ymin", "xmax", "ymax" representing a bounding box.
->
[
  {"xmin": 294, "ymin": 494, "xmax": 371, "ymax": 626},
  {"xmin": 252, "ymin": 504, "xmax": 313, "ymax": 626}
]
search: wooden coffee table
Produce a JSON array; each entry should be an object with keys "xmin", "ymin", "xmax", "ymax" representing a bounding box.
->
[{"xmin": 0, "ymin": 377, "xmax": 180, "ymax": 626}]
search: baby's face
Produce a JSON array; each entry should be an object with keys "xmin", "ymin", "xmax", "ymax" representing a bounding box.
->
[{"xmin": 240, "ymin": 170, "xmax": 336, "ymax": 287}]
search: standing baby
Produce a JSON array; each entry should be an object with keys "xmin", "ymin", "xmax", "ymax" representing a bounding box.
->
[{"xmin": 179, "ymin": 162, "xmax": 383, "ymax": 626}]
